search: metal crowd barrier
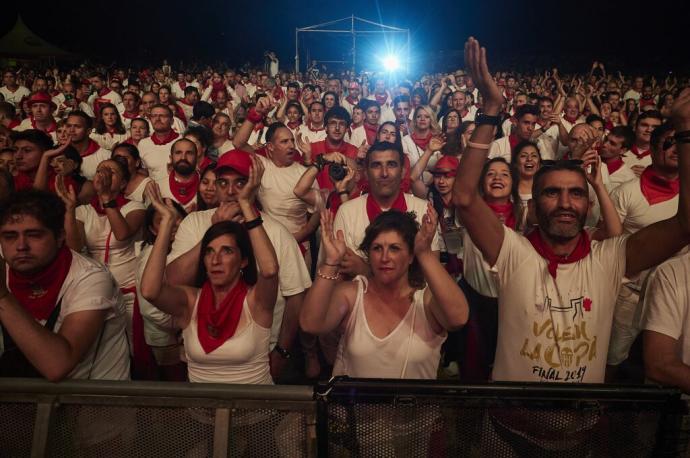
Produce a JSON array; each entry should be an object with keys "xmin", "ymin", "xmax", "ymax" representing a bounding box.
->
[{"xmin": 1, "ymin": 377, "xmax": 688, "ymax": 457}]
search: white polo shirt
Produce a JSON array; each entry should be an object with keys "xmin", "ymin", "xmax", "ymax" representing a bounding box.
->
[{"xmin": 138, "ymin": 134, "xmax": 178, "ymax": 182}]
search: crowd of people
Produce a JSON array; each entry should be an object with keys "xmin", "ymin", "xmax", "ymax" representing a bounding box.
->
[{"xmin": 0, "ymin": 37, "xmax": 689, "ymax": 406}]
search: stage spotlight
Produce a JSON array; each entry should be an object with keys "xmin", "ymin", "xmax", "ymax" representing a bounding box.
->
[{"xmin": 382, "ymin": 55, "xmax": 400, "ymax": 71}]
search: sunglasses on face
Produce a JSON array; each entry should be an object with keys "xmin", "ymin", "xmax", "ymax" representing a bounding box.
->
[
  {"xmin": 540, "ymin": 159, "xmax": 584, "ymax": 169},
  {"xmin": 662, "ymin": 137, "xmax": 676, "ymax": 151}
]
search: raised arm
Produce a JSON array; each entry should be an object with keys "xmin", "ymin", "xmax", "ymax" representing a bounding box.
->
[
  {"xmin": 299, "ymin": 209, "xmax": 352, "ymax": 335},
  {"xmin": 416, "ymin": 203, "xmax": 469, "ymax": 331},
  {"xmin": 94, "ymin": 168, "xmax": 144, "ymax": 241},
  {"xmin": 409, "ymin": 136, "xmax": 446, "ymax": 198},
  {"xmin": 232, "ymin": 97, "xmax": 272, "ymax": 152},
  {"xmin": 33, "ymin": 143, "xmax": 69, "ymax": 191},
  {"xmin": 625, "ymin": 88, "xmax": 690, "ymax": 277},
  {"xmin": 428, "ymin": 80, "xmax": 447, "ymax": 111},
  {"xmin": 55, "ymin": 176, "xmax": 85, "ymax": 251},
  {"xmin": 240, "ymin": 156, "xmax": 279, "ymax": 323},
  {"xmin": 583, "ymin": 151, "xmax": 622, "ymax": 240},
  {"xmin": 452, "ymin": 38, "xmax": 506, "ymax": 266},
  {"xmin": 140, "ymin": 182, "xmax": 195, "ymax": 323}
]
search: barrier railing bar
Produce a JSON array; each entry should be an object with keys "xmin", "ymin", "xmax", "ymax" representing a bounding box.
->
[
  {"xmin": 213, "ymin": 408, "xmax": 230, "ymax": 458},
  {"xmin": 0, "ymin": 378, "xmax": 314, "ymax": 402},
  {"xmin": 30, "ymin": 399, "xmax": 54, "ymax": 458}
]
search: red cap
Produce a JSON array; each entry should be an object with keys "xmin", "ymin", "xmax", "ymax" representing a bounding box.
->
[
  {"xmin": 27, "ymin": 91, "xmax": 57, "ymax": 111},
  {"xmin": 433, "ymin": 155, "xmax": 459, "ymax": 172},
  {"xmin": 216, "ymin": 149, "xmax": 252, "ymax": 177}
]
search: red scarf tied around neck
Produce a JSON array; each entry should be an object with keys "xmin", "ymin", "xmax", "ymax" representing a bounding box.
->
[
  {"xmin": 8, "ymin": 245, "xmax": 73, "ymax": 320},
  {"xmin": 411, "ymin": 132, "xmax": 432, "ymax": 151},
  {"xmin": 169, "ymin": 172, "xmax": 200, "ymax": 205},
  {"xmin": 197, "ymin": 279, "xmax": 249, "ymax": 354},
  {"xmin": 150, "ymin": 130, "xmax": 180, "ymax": 146},
  {"xmin": 639, "ymin": 167, "xmax": 679, "ymax": 205},
  {"xmin": 363, "ymin": 123, "xmax": 378, "ymax": 146},
  {"xmin": 526, "ymin": 229, "xmax": 591, "ymax": 279},
  {"xmin": 366, "ymin": 192, "xmax": 407, "ymax": 222},
  {"xmin": 487, "ymin": 202, "xmax": 516, "ymax": 229},
  {"xmin": 604, "ymin": 157, "xmax": 625, "ymax": 175}
]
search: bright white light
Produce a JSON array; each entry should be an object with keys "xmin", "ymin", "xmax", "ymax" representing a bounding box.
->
[{"xmin": 382, "ymin": 55, "xmax": 400, "ymax": 71}]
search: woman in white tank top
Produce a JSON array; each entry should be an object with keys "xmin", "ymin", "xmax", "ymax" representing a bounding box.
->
[
  {"xmin": 140, "ymin": 157, "xmax": 279, "ymax": 384},
  {"xmin": 301, "ymin": 205, "xmax": 469, "ymax": 379}
]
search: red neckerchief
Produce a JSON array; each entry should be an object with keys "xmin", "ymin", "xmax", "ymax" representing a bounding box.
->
[
  {"xmin": 508, "ymin": 133, "xmax": 520, "ymax": 151},
  {"xmin": 640, "ymin": 97, "xmax": 656, "ymax": 108},
  {"xmin": 48, "ymin": 173, "xmax": 79, "ymax": 195},
  {"xmin": 629, "ymin": 144, "xmax": 651, "ymax": 160},
  {"xmin": 487, "ymin": 202, "xmax": 516, "ymax": 229},
  {"xmin": 603, "ymin": 157, "xmax": 625, "ymax": 175},
  {"xmin": 411, "ymin": 131, "xmax": 432, "ymax": 151},
  {"xmin": 8, "ymin": 245, "xmax": 73, "ymax": 321},
  {"xmin": 196, "ymin": 279, "xmax": 249, "ymax": 354},
  {"xmin": 346, "ymin": 95, "xmax": 359, "ymax": 105},
  {"xmin": 150, "ymin": 130, "xmax": 179, "ymax": 146},
  {"xmin": 639, "ymin": 167, "xmax": 679, "ymax": 205},
  {"xmin": 90, "ymin": 194, "xmax": 130, "ymax": 215},
  {"xmin": 563, "ymin": 114, "xmax": 579, "ymax": 124},
  {"xmin": 366, "ymin": 192, "xmax": 407, "ymax": 222},
  {"xmin": 98, "ymin": 88, "xmax": 111, "ymax": 97},
  {"xmin": 363, "ymin": 123, "xmax": 378, "ymax": 146},
  {"xmin": 374, "ymin": 92, "xmax": 388, "ymax": 106},
  {"xmin": 459, "ymin": 108, "xmax": 469, "ymax": 119},
  {"xmin": 253, "ymin": 122, "xmax": 265, "ymax": 133},
  {"xmin": 13, "ymin": 172, "xmax": 35, "ymax": 191},
  {"xmin": 272, "ymin": 86, "xmax": 284, "ymax": 100},
  {"xmin": 169, "ymin": 171, "xmax": 200, "ymax": 205},
  {"xmin": 80, "ymin": 139, "xmax": 101, "ymax": 157},
  {"xmin": 8, "ymin": 118, "xmax": 20, "ymax": 129},
  {"xmin": 179, "ymin": 81, "xmax": 187, "ymax": 90},
  {"xmin": 124, "ymin": 137, "xmax": 138, "ymax": 145},
  {"xmin": 526, "ymin": 229, "xmax": 591, "ymax": 279},
  {"xmin": 122, "ymin": 111, "xmax": 140, "ymax": 119},
  {"xmin": 174, "ymin": 105, "xmax": 187, "ymax": 124},
  {"xmin": 287, "ymin": 120, "xmax": 302, "ymax": 130},
  {"xmin": 31, "ymin": 117, "xmax": 57, "ymax": 133},
  {"xmin": 307, "ymin": 122, "xmax": 324, "ymax": 133}
]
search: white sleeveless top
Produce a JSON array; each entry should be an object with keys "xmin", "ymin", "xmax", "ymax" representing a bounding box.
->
[
  {"xmin": 183, "ymin": 291, "xmax": 273, "ymax": 384},
  {"xmin": 333, "ymin": 276, "xmax": 446, "ymax": 379}
]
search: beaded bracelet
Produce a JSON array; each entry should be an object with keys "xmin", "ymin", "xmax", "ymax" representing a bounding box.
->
[{"xmin": 317, "ymin": 269, "xmax": 340, "ymax": 281}]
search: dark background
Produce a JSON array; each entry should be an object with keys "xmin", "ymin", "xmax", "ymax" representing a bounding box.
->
[{"xmin": 2, "ymin": 0, "xmax": 689, "ymax": 74}]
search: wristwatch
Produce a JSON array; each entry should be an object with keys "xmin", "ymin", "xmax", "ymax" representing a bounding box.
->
[
  {"xmin": 273, "ymin": 344, "xmax": 292, "ymax": 359},
  {"xmin": 102, "ymin": 199, "xmax": 118, "ymax": 209},
  {"xmin": 474, "ymin": 113, "xmax": 501, "ymax": 127}
]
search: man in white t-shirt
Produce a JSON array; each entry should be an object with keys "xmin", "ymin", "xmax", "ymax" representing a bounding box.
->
[
  {"xmin": 623, "ymin": 76, "xmax": 644, "ymax": 102},
  {"xmin": 0, "ymin": 70, "xmax": 30, "ymax": 107},
  {"xmin": 257, "ymin": 122, "xmax": 317, "ymax": 248},
  {"xmin": 66, "ymin": 111, "xmax": 111, "ymax": 180},
  {"xmin": 176, "ymin": 86, "xmax": 200, "ymax": 123},
  {"xmin": 366, "ymin": 77, "xmax": 395, "ymax": 123},
  {"xmin": 622, "ymin": 110, "xmax": 663, "ymax": 176},
  {"xmin": 157, "ymin": 138, "xmax": 200, "ymax": 213},
  {"xmin": 532, "ymin": 96, "xmax": 565, "ymax": 161},
  {"xmin": 455, "ymin": 37, "xmax": 690, "ymax": 385},
  {"xmin": 165, "ymin": 150, "xmax": 313, "ymax": 381},
  {"xmin": 333, "ymin": 141, "xmax": 441, "ymax": 278},
  {"xmin": 296, "ymin": 101, "xmax": 327, "ymax": 146},
  {"xmin": 605, "ymin": 122, "xmax": 681, "ymax": 373},
  {"xmin": 88, "ymin": 73, "xmax": 122, "ymax": 118},
  {"xmin": 488, "ymin": 104, "xmax": 539, "ymax": 163},
  {"xmin": 0, "ymin": 190, "xmax": 129, "ymax": 380},
  {"xmin": 641, "ymin": 251, "xmax": 690, "ymax": 394},
  {"xmin": 138, "ymin": 104, "xmax": 180, "ymax": 182},
  {"xmin": 13, "ymin": 92, "xmax": 58, "ymax": 142},
  {"xmin": 598, "ymin": 126, "xmax": 636, "ymax": 190}
]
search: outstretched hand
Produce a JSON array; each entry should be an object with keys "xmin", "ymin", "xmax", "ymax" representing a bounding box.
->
[
  {"xmin": 414, "ymin": 202, "xmax": 439, "ymax": 256},
  {"xmin": 320, "ymin": 209, "xmax": 347, "ymax": 266},
  {"xmin": 144, "ymin": 181, "xmax": 178, "ymax": 222},
  {"xmin": 237, "ymin": 154, "xmax": 264, "ymax": 204},
  {"xmin": 464, "ymin": 37, "xmax": 502, "ymax": 111},
  {"xmin": 55, "ymin": 175, "xmax": 78, "ymax": 212}
]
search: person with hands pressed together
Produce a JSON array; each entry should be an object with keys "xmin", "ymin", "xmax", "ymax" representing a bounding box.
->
[
  {"xmin": 300, "ymin": 206, "xmax": 468, "ymax": 378},
  {"xmin": 57, "ymin": 158, "xmax": 147, "ymax": 375},
  {"xmin": 140, "ymin": 159, "xmax": 280, "ymax": 384},
  {"xmin": 453, "ymin": 37, "xmax": 690, "ymax": 386}
]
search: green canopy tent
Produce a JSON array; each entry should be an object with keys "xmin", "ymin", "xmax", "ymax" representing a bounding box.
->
[{"xmin": 0, "ymin": 15, "xmax": 76, "ymax": 65}]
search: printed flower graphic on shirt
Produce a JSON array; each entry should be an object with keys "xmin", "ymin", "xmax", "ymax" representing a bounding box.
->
[{"xmin": 583, "ymin": 297, "xmax": 592, "ymax": 312}]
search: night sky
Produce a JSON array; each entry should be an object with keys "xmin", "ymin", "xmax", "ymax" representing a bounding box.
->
[{"xmin": 2, "ymin": 0, "xmax": 689, "ymax": 74}]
